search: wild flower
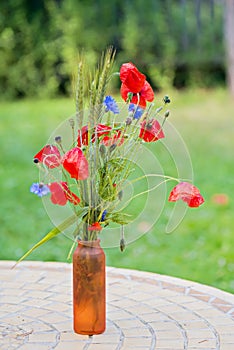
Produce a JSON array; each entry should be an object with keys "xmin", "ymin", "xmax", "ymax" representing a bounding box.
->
[
  {"xmin": 19, "ymin": 48, "xmax": 204, "ymax": 263},
  {"xmin": 30, "ymin": 183, "xmax": 50, "ymax": 197}
]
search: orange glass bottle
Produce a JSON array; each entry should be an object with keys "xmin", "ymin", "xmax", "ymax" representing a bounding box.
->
[{"xmin": 73, "ymin": 239, "xmax": 106, "ymax": 335}]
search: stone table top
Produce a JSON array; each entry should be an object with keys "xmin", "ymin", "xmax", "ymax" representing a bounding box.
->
[{"xmin": 0, "ymin": 260, "xmax": 234, "ymax": 350}]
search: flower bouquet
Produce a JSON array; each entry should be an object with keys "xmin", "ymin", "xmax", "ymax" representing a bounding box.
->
[{"xmin": 19, "ymin": 48, "xmax": 204, "ymax": 335}]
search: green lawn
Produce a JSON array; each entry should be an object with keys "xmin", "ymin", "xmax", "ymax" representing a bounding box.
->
[{"xmin": 0, "ymin": 88, "xmax": 233, "ymax": 293}]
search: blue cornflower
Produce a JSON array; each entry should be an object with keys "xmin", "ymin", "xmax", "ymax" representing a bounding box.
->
[
  {"xmin": 104, "ymin": 96, "xmax": 119, "ymax": 114},
  {"xmin": 101, "ymin": 209, "xmax": 107, "ymax": 221},
  {"xmin": 128, "ymin": 103, "xmax": 144, "ymax": 120},
  {"xmin": 30, "ymin": 182, "xmax": 50, "ymax": 197}
]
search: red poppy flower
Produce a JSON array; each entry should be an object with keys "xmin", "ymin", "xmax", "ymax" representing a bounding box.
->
[
  {"xmin": 77, "ymin": 124, "xmax": 112, "ymax": 147},
  {"xmin": 62, "ymin": 147, "xmax": 89, "ymax": 180},
  {"xmin": 139, "ymin": 119, "xmax": 165, "ymax": 142},
  {"xmin": 48, "ymin": 182, "xmax": 80, "ymax": 206},
  {"xmin": 168, "ymin": 182, "xmax": 204, "ymax": 208},
  {"xmin": 88, "ymin": 222, "xmax": 102, "ymax": 231},
  {"xmin": 34, "ymin": 145, "xmax": 61, "ymax": 168},
  {"xmin": 120, "ymin": 62, "xmax": 146, "ymax": 92},
  {"xmin": 101, "ymin": 130, "xmax": 124, "ymax": 146},
  {"xmin": 120, "ymin": 62, "xmax": 154, "ymax": 108}
]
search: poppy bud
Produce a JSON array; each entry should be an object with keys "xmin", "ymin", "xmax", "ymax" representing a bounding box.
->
[
  {"xmin": 120, "ymin": 238, "xmax": 125, "ymax": 252},
  {"xmin": 126, "ymin": 117, "xmax": 132, "ymax": 125},
  {"xmin": 156, "ymin": 106, "xmax": 163, "ymax": 113},
  {"xmin": 164, "ymin": 110, "xmax": 170, "ymax": 118},
  {"xmin": 163, "ymin": 95, "xmax": 171, "ymax": 104},
  {"xmin": 109, "ymin": 144, "xmax": 117, "ymax": 152},
  {"xmin": 55, "ymin": 136, "xmax": 62, "ymax": 144},
  {"xmin": 69, "ymin": 118, "xmax": 75, "ymax": 128}
]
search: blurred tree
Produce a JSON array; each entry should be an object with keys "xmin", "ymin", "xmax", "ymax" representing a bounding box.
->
[
  {"xmin": 0, "ymin": 0, "xmax": 226, "ymax": 99},
  {"xmin": 224, "ymin": 0, "xmax": 234, "ymax": 96}
]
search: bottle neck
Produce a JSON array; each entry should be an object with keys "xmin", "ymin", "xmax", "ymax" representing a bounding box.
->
[{"xmin": 78, "ymin": 239, "xmax": 101, "ymax": 248}]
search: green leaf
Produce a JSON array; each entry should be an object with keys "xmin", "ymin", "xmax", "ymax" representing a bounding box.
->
[
  {"xmin": 14, "ymin": 214, "xmax": 77, "ymax": 266},
  {"xmin": 110, "ymin": 212, "xmax": 132, "ymax": 225}
]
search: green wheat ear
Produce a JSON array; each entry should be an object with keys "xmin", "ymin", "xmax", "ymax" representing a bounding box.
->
[
  {"xmin": 75, "ymin": 46, "xmax": 116, "ymax": 128},
  {"xmin": 95, "ymin": 47, "xmax": 116, "ymax": 117},
  {"xmin": 76, "ymin": 59, "xmax": 85, "ymax": 129},
  {"xmin": 89, "ymin": 47, "xmax": 116, "ymax": 125}
]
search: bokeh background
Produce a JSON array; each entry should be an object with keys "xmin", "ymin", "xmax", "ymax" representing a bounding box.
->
[{"xmin": 0, "ymin": 0, "xmax": 233, "ymax": 293}]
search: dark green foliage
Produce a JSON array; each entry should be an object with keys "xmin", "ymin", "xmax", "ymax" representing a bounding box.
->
[{"xmin": 0, "ymin": 0, "xmax": 225, "ymax": 99}]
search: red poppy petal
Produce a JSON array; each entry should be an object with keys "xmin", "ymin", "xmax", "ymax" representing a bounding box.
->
[
  {"xmin": 88, "ymin": 222, "xmax": 102, "ymax": 231},
  {"xmin": 121, "ymin": 84, "xmax": 147, "ymax": 108},
  {"xmin": 77, "ymin": 125, "xmax": 89, "ymax": 147},
  {"xmin": 139, "ymin": 128, "xmax": 155, "ymax": 142},
  {"xmin": 139, "ymin": 119, "xmax": 164, "ymax": 142},
  {"xmin": 91, "ymin": 124, "xmax": 112, "ymax": 143},
  {"xmin": 140, "ymin": 81, "xmax": 154, "ymax": 102},
  {"xmin": 95, "ymin": 124, "xmax": 112, "ymax": 137},
  {"xmin": 101, "ymin": 136, "xmax": 112, "ymax": 146},
  {"xmin": 61, "ymin": 182, "xmax": 80, "ymax": 205},
  {"xmin": 65, "ymin": 190, "xmax": 80, "ymax": 205},
  {"xmin": 186, "ymin": 194, "xmax": 205, "ymax": 208},
  {"xmin": 114, "ymin": 130, "xmax": 125, "ymax": 146},
  {"xmin": 48, "ymin": 182, "xmax": 67, "ymax": 206},
  {"xmin": 169, "ymin": 182, "xmax": 200, "ymax": 201},
  {"xmin": 34, "ymin": 148, "xmax": 44, "ymax": 162},
  {"xmin": 151, "ymin": 119, "xmax": 164, "ymax": 139},
  {"xmin": 76, "ymin": 155, "xmax": 89, "ymax": 180},
  {"xmin": 62, "ymin": 147, "xmax": 89, "ymax": 180},
  {"xmin": 130, "ymin": 94, "xmax": 147, "ymax": 108},
  {"xmin": 68, "ymin": 192, "xmax": 80, "ymax": 205},
  {"xmin": 168, "ymin": 182, "xmax": 204, "ymax": 208},
  {"xmin": 34, "ymin": 145, "xmax": 61, "ymax": 168},
  {"xmin": 120, "ymin": 62, "xmax": 146, "ymax": 92},
  {"xmin": 120, "ymin": 83, "xmax": 130, "ymax": 101},
  {"xmin": 101, "ymin": 130, "xmax": 124, "ymax": 147}
]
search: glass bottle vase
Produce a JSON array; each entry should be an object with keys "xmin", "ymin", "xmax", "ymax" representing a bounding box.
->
[{"xmin": 73, "ymin": 239, "xmax": 106, "ymax": 335}]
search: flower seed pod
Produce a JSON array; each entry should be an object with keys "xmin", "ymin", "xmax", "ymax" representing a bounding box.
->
[{"xmin": 55, "ymin": 136, "xmax": 62, "ymax": 144}]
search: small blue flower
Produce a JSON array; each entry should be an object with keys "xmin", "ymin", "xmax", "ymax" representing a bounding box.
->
[
  {"xmin": 30, "ymin": 182, "xmax": 50, "ymax": 197},
  {"xmin": 101, "ymin": 210, "xmax": 107, "ymax": 221},
  {"xmin": 128, "ymin": 103, "xmax": 144, "ymax": 120},
  {"xmin": 104, "ymin": 96, "xmax": 119, "ymax": 114}
]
